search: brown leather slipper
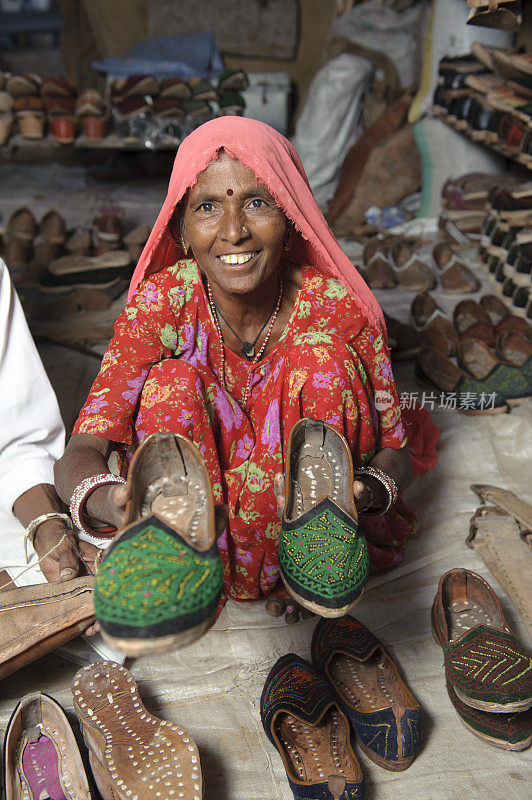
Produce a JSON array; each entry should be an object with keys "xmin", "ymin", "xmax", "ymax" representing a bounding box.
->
[{"xmin": 73, "ymin": 661, "xmax": 203, "ymax": 800}]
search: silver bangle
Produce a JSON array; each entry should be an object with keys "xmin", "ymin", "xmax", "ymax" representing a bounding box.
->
[
  {"xmin": 24, "ymin": 512, "xmax": 73, "ymax": 563},
  {"xmin": 353, "ymin": 466, "xmax": 398, "ymax": 516},
  {"xmin": 69, "ymin": 473, "xmax": 126, "ymax": 539}
]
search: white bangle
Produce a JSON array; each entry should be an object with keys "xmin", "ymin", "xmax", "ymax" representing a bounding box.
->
[
  {"xmin": 353, "ymin": 466, "xmax": 398, "ymax": 516},
  {"xmin": 69, "ymin": 473, "xmax": 126, "ymax": 539},
  {"xmin": 24, "ymin": 512, "xmax": 73, "ymax": 563}
]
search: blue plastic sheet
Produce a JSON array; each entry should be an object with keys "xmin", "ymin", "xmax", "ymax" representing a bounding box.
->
[{"xmin": 91, "ymin": 31, "xmax": 224, "ymax": 80}]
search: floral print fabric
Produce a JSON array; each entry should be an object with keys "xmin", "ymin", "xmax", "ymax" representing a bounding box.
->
[{"xmin": 74, "ymin": 260, "xmax": 410, "ymax": 600}]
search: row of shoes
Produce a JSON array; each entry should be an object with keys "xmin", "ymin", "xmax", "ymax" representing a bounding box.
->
[
  {"xmin": 360, "ymin": 236, "xmax": 480, "ymax": 294},
  {"xmin": 0, "ymin": 69, "xmax": 249, "ymax": 148},
  {"xmin": 262, "ymin": 569, "xmax": 532, "ymax": 799},
  {"xmin": 433, "ymin": 42, "xmax": 532, "ymax": 169},
  {"xmin": 411, "ymin": 291, "xmax": 531, "ymax": 356},
  {"xmin": 2, "ymin": 205, "xmax": 150, "ymax": 292},
  {"xmin": 3, "ymin": 570, "xmax": 530, "ymax": 800},
  {"xmin": 414, "ymin": 293, "xmax": 532, "ymax": 414},
  {"xmin": 0, "ymin": 72, "xmax": 108, "ymax": 144},
  {"xmin": 478, "ymin": 189, "xmax": 532, "ymax": 321},
  {"xmin": 110, "ymin": 69, "xmax": 248, "ymax": 122}
]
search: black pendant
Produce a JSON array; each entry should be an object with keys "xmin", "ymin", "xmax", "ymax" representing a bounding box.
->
[{"xmin": 241, "ymin": 341, "xmax": 255, "ymax": 359}]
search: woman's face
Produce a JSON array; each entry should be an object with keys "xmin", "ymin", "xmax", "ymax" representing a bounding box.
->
[{"xmin": 182, "ymin": 151, "xmax": 287, "ymax": 296}]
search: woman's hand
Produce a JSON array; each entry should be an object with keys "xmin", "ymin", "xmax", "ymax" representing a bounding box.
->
[
  {"xmin": 274, "ymin": 471, "xmax": 385, "ymax": 515},
  {"xmin": 33, "ymin": 518, "xmax": 99, "ymax": 582}
]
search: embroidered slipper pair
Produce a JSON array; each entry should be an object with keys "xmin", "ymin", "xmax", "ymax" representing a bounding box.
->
[
  {"xmin": 94, "ymin": 432, "xmax": 225, "ymax": 656},
  {"xmin": 279, "ymin": 418, "xmax": 368, "ymax": 619},
  {"xmin": 260, "ymin": 617, "xmax": 422, "ymax": 799},
  {"xmin": 432, "ymin": 568, "xmax": 532, "ymax": 750}
]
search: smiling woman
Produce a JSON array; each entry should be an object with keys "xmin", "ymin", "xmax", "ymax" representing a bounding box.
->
[{"xmin": 55, "ymin": 117, "xmax": 415, "ymax": 616}]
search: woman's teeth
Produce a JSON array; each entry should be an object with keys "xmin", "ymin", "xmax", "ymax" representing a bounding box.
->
[{"xmin": 219, "ymin": 252, "xmax": 256, "ymax": 265}]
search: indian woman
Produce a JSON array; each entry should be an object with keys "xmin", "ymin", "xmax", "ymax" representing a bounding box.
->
[{"xmin": 55, "ymin": 116, "xmax": 424, "ymax": 610}]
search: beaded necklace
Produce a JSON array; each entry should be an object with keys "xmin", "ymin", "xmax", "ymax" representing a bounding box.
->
[{"xmin": 206, "ymin": 274, "xmax": 283, "ymax": 408}]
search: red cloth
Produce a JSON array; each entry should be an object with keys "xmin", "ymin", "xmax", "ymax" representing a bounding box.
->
[
  {"xmin": 401, "ymin": 403, "xmax": 440, "ymax": 480},
  {"xmin": 74, "ymin": 263, "xmax": 408, "ymax": 597},
  {"xmin": 128, "ymin": 116, "xmax": 386, "ymax": 338}
]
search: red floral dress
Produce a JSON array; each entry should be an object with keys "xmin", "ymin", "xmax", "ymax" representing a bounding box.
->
[{"xmin": 74, "ymin": 259, "xmax": 416, "ymax": 600}]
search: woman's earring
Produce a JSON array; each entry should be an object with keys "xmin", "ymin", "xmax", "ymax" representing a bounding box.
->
[
  {"xmin": 180, "ymin": 235, "xmax": 189, "ymax": 255},
  {"xmin": 285, "ymin": 234, "xmax": 293, "ymax": 252}
]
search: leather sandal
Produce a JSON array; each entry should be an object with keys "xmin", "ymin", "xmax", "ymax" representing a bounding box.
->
[
  {"xmin": 432, "ymin": 568, "xmax": 532, "ymax": 714},
  {"xmin": 362, "ymin": 239, "xmax": 397, "ymax": 288},
  {"xmin": 432, "ymin": 242, "xmax": 481, "ymax": 294},
  {"xmin": 73, "ymin": 661, "xmax": 203, "ymax": 800},
  {"xmin": 411, "ymin": 292, "xmax": 459, "ymax": 356},
  {"xmin": 260, "ymin": 653, "xmax": 364, "ymax": 800},
  {"xmin": 279, "ymin": 418, "xmax": 368, "ymax": 618},
  {"xmin": 457, "ymin": 337, "xmax": 531, "ymax": 406},
  {"xmin": 4, "ymin": 692, "xmax": 92, "ymax": 800},
  {"xmin": 94, "ymin": 432, "xmax": 225, "ymax": 656},
  {"xmin": 312, "ymin": 616, "xmax": 422, "ymax": 771},
  {"xmin": 389, "ymin": 240, "xmax": 437, "ymax": 291}
]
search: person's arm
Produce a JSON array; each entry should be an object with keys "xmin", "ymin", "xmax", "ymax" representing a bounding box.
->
[
  {"xmin": 54, "ymin": 433, "xmax": 129, "ymax": 529},
  {"xmin": 0, "ymin": 260, "xmax": 97, "ymax": 579}
]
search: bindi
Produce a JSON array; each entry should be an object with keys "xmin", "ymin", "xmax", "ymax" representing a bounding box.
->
[{"xmin": 226, "ymin": 188, "xmax": 233, "ymax": 196}]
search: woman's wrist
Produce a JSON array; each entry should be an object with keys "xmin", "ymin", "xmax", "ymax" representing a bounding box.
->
[{"xmin": 353, "ymin": 465, "xmax": 398, "ymax": 516}]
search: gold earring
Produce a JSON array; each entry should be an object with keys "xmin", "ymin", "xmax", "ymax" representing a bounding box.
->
[
  {"xmin": 180, "ymin": 235, "xmax": 189, "ymax": 255},
  {"xmin": 285, "ymin": 235, "xmax": 292, "ymax": 252},
  {"xmin": 242, "ymin": 225, "xmax": 250, "ymax": 236}
]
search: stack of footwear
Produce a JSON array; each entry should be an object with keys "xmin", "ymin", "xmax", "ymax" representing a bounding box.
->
[
  {"xmin": 478, "ymin": 182, "xmax": 532, "ymax": 318},
  {"xmin": 42, "ymin": 76, "xmax": 78, "ymax": 144},
  {"xmin": 432, "ymin": 568, "xmax": 532, "ymax": 750},
  {"xmin": 76, "ymin": 88, "xmax": 108, "ymax": 141},
  {"xmin": 260, "ymin": 616, "xmax": 422, "ymax": 799},
  {"xmin": 3, "ymin": 661, "xmax": 203, "ymax": 800},
  {"xmin": 3, "ymin": 206, "xmax": 36, "ymax": 277},
  {"xmin": 439, "ymin": 172, "xmax": 521, "ymax": 246},
  {"xmin": 7, "ymin": 73, "xmax": 45, "ymax": 140},
  {"xmin": 433, "ymin": 43, "xmax": 532, "ymax": 169},
  {"xmin": 414, "ymin": 291, "xmax": 531, "ymax": 413},
  {"xmin": 415, "ymin": 304, "xmax": 532, "ymax": 414}
]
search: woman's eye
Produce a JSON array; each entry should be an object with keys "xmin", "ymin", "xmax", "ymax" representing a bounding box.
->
[
  {"xmin": 249, "ymin": 198, "xmax": 266, "ymax": 209},
  {"xmin": 199, "ymin": 202, "xmax": 215, "ymax": 212}
]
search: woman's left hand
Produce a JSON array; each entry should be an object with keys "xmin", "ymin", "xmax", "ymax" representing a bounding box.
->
[{"xmin": 274, "ymin": 472, "xmax": 383, "ymax": 515}]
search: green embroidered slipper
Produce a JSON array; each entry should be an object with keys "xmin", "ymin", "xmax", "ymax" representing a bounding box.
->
[
  {"xmin": 279, "ymin": 418, "xmax": 368, "ymax": 618},
  {"xmin": 432, "ymin": 569, "xmax": 532, "ymax": 713},
  {"xmin": 95, "ymin": 432, "xmax": 225, "ymax": 656}
]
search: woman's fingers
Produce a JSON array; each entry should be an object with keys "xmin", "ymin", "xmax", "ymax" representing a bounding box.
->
[
  {"xmin": 273, "ymin": 472, "xmax": 285, "ymax": 520},
  {"xmin": 353, "ymin": 479, "xmax": 365, "ymax": 500},
  {"xmin": 35, "ymin": 523, "xmax": 80, "ymax": 583},
  {"xmin": 110, "ymin": 483, "xmax": 130, "ymax": 509},
  {"xmin": 353, "ymin": 479, "xmax": 371, "ymax": 511}
]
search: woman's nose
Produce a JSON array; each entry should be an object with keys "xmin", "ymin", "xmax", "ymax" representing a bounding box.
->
[{"xmin": 220, "ymin": 210, "xmax": 250, "ymax": 243}]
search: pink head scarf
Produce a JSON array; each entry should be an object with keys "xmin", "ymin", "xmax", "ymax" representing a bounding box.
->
[{"xmin": 128, "ymin": 117, "xmax": 385, "ymax": 336}]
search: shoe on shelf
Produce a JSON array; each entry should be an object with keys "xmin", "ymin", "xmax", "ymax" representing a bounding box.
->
[
  {"xmin": 432, "ymin": 242, "xmax": 481, "ymax": 294},
  {"xmin": 453, "ymin": 299, "xmax": 495, "ymax": 346},
  {"xmin": 389, "ymin": 240, "xmax": 437, "ymax": 291}
]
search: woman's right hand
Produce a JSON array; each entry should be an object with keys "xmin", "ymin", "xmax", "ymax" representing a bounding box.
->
[{"xmin": 85, "ymin": 483, "xmax": 131, "ymax": 530}]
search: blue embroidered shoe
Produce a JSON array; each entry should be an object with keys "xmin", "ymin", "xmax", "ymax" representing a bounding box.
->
[
  {"xmin": 312, "ymin": 616, "xmax": 422, "ymax": 772},
  {"xmin": 260, "ymin": 653, "xmax": 365, "ymax": 800},
  {"xmin": 279, "ymin": 418, "xmax": 368, "ymax": 618}
]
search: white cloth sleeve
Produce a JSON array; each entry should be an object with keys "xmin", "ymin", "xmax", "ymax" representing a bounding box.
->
[{"xmin": 0, "ymin": 259, "xmax": 65, "ymax": 514}]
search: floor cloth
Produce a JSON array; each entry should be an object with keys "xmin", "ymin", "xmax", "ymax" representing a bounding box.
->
[{"xmin": 0, "ymin": 156, "xmax": 529, "ymax": 797}]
